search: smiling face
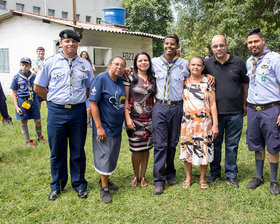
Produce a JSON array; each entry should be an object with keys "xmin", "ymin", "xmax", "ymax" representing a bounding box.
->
[
  {"xmin": 60, "ymin": 38, "xmax": 78, "ymax": 58},
  {"xmin": 247, "ymin": 34, "xmax": 265, "ymax": 57},
  {"xmin": 81, "ymin": 51, "xmax": 88, "ymax": 59},
  {"xmin": 136, "ymin": 54, "xmax": 150, "ymax": 73},
  {"xmin": 108, "ymin": 57, "xmax": 126, "ymax": 80},
  {"xmin": 163, "ymin": 38, "xmax": 179, "ymax": 58},
  {"xmin": 211, "ymin": 35, "xmax": 228, "ymax": 60},
  {"xmin": 188, "ymin": 57, "xmax": 205, "ymax": 76},
  {"xmin": 37, "ymin": 49, "xmax": 45, "ymax": 60}
]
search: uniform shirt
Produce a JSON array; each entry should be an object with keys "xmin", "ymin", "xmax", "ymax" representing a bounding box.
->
[
  {"xmin": 246, "ymin": 51, "xmax": 280, "ymax": 104},
  {"xmin": 152, "ymin": 56, "xmax": 189, "ymax": 101},
  {"xmin": 10, "ymin": 70, "xmax": 36, "ymax": 98},
  {"xmin": 89, "ymin": 71, "xmax": 125, "ymax": 137},
  {"xmin": 34, "ymin": 53, "xmax": 94, "ymax": 105},
  {"xmin": 32, "ymin": 57, "xmax": 44, "ymax": 74},
  {"xmin": 204, "ymin": 54, "xmax": 249, "ymax": 114}
]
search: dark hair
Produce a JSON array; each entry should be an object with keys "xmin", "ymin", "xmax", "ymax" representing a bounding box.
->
[
  {"xmin": 189, "ymin": 56, "xmax": 205, "ymax": 66},
  {"xmin": 132, "ymin": 52, "xmax": 155, "ymax": 85},
  {"xmin": 108, "ymin": 56, "xmax": 126, "ymax": 66},
  {"xmin": 246, "ymin": 28, "xmax": 264, "ymax": 38},
  {"xmin": 37, "ymin": 46, "xmax": 45, "ymax": 51},
  {"xmin": 80, "ymin": 51, "xmax": 92, "ymax": 65},
  {"xmin": 164, "ymin": 34, "xmax": 179, "ymax": 45}
]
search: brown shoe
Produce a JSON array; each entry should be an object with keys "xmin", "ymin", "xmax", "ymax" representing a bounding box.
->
[
  {"xmin": 153, "ymin": 186, "xmax": 164, "ymax": 195},
  {"xmin": 167, "ymin": 178, "xmax": 178, "ymax": 186}
]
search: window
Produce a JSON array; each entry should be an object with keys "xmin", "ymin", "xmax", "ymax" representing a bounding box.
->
[
  {"xmin": 96, "ymin": 17, "xmax": 101, "ymax": 24},
  {"xmin": 76, "ymin": 14, "xmax": 80, "ymax": 21},
  {"xmin": 86, "ymin": 16, "xmax": 91, "ymax": 22},
  {"xmin": 0, "ymin": 48, "xmax": 10, "ymax": 73},
  {"xmin": 48, "ymin": 9, "xmax": 55, "ymax": 17},
  {"xmin": 33, "ymin": 6, "xmax": 40, "ymax": 14},
  {"xmin": 0, "ymin": 1, "xmax": 6, "ymax": 10},
  {"xmin": 62, "ymin": 11, "xmax": 68, "ymax": 19},
  {"xmin": 16, "ymin": 3, "xmax": 24, "ymax": 11}
]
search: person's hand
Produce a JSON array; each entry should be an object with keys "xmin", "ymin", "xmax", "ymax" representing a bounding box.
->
[
  {"xmin": 205, "ymin": 74, "xmax": 215, "ymax": 87},
  {"xmin": 16, "ymin": 106, "xmax": 23, "ymax": 115},
  {"xmin": 126, "ymin": 117, "xmax": 135, "ymax": 130},
  {"xmin": 97, "ymin": 127, "xmax": 107, "ymax": 143},
  {"xmin": 277, "ymin": 114, "xmax": 280, "ymax": 127},
  {"xmin": 125, "ymin": 67, "xmax": 132, "ymax": 75},
  {"xmin": 211, "ymin": 125, "xmax": 219, "ymax": 140}
]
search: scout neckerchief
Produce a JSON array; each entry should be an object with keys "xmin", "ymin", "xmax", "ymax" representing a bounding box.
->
[
  {"xmin": 17, "ymin": 70, "xmax": 34, "ymax": 100},
  {"xmin": 160, "ymin": 54, "xmax": 179, "ymax": 100},
  {"xmin": 60, "ymin": 52, "xmax": 77, "ymax": 91},
  {"xmin": 250, "ymin": 46, "xmax": 271, "ymax": 85}
]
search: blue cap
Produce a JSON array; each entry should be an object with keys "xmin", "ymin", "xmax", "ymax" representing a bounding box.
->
[
  {"xmin": 59, "ymin": 29, "xmax": 80, "ymax": 42},
  {"xmin": 20, "ymin": 57, "xmax": 31, "ymax": 64}
]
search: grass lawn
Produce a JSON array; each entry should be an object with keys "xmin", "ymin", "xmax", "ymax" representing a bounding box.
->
[{"xmin": 1, "ymin": 97, "xmax": 280, "ymax": 223}]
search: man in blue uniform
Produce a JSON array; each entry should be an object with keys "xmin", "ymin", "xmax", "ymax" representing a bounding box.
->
[
  {"xmin": 34, "ymin": 29, "xmax": 94, "ymax": 200},
  {"xmin": 152, "ymin": 34, "xmax": 189, "ymax": 195},
  {"xmin": 245, "ymin": 28, "xmax": 280, "ymax": 195}
]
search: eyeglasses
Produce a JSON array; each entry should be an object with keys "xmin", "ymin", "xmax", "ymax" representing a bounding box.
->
[
  {"xmin": 112, "ymin": 62, "xmax": 126, "ymax": 68},
  {"xmin": 212, "ymin": 44, "xmax": 226, "ymax": 49}
]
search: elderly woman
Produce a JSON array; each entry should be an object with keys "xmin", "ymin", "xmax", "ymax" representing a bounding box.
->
[
  {"xmin": 180, "ymin": 56, "xmax": 219, "ymax": 189},
  {"xmin": 123, "ymin": 52, "xmax": 156, "ymax": 188},
  {"xmin": 89, "ymin": 56, "xmax": 126, "ymax": 203}
]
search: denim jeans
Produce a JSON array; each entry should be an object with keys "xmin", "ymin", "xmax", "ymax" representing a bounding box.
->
[{"xmin": 210, "ymin": 113, "xmax": 243, "ymax": 179}]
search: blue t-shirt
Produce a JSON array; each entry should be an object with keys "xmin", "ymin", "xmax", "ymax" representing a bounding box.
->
[
  {"xmin": 10, "ymin": 70, "xmax": 36, "ymax": 99},
  {"xmin": 89, "ymin": 71, "xmax": 126, "ymax": 137}
]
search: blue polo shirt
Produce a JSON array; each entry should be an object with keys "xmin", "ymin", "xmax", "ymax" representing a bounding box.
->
[{"xmin": 89, "ymin": 71, "xmax": 125, "ymax": 137}]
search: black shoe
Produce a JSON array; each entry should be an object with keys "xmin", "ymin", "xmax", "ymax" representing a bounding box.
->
[
  {"xmin": 270, "ymin": 181, "xmax": 280, "ymax": 195},
  {"xmin": 48, "ymin": 190, "xmax": 61, "ymax": 201},
  {"xmin": 77, "ymin": 189, "xmax": 88, "ymax": 199},
  {"xmin": 99, "ymin": 179, "xmax": 118, "ymax": 191},
  {"xmin": 100, "ymin": 187, "xmax": 112, "ymax": 203},
  {"xmin": 206, "ymin": 175, "xmax": 220, "ymax": 184},
  {"xmin": 153, "ymin": 186, "xmax": 164, "ymax": 195},
  {"xmin": 246, "ymin": 176, "xmax": 264, "ymax": 189},
  {"xmin": 167, "ymin": 178, "xmax": 178, "ymax": 186},
  {"xmin": 226, "ymin": 178, "xmax": 239, "ymax": 188}
]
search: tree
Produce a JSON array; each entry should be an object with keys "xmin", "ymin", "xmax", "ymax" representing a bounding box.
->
[
  {"xmin": 122, "ymin": 0, "xmax": 173, "ymax": 57},
  {"xmin": 173, "ymin": 0, "xmax": 280, "ymax": 59}
]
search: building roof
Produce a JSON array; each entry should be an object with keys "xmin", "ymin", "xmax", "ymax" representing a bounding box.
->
[{"xmin": 0, "ymin": 10, "xmax": 164, "ymax": 39}]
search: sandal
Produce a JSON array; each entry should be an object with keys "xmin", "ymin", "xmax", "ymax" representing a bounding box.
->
[
  {"xmin": 140, "ymin": 177, "xmax": 148, "ymax": 187},
  {"xmin": 130, "ymin": 177, "xmax": 138, "ymax": 187},
  {"xmin": 182, "ymin": 181, "xmax": 192, "ymax": 189},
  {"xmin": 200, "ymin": 180, "xmax": 209, "ymax": 189}
]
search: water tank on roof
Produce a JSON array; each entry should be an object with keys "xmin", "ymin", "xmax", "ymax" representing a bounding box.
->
[{"xmin": 103, "ymin": 8, "xmax": 126, "ymax": 26}]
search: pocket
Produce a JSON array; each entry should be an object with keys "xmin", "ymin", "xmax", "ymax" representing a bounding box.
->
[
  {"xmin": 74, "ymin": 72, "xmax": 87, "ymax": 89},
  {"xmin": 50, "ymin": 70, "xmax": 66, "ymax": 87}
]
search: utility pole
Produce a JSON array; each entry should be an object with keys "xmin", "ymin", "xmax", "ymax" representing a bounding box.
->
[{"xmin": 73, "ymin": 0, "xmax": 76, "ymax": 25}]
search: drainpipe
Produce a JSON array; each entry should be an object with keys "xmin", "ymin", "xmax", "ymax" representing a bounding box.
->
[{"xmin": 73, "ymin": 0, "xmax": 76, "ymax": 25}]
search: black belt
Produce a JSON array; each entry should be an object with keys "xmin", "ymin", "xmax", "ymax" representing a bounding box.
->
[
  {"xmin": 49, "ymin": 101, "xmax": 85, "ymax": 109},
  {"xmin": 247, "ymin": 101, "xmax": 280, "ymax": 111},
  {"xmin": 156, "ymin": 99, "xmax": 183, "ymax": 106}
]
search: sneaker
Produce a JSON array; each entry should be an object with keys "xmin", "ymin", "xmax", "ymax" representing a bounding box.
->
[
  {"xmin": 100, "ymin": 187, "xmax": 112, "ymax": 203},
  {"xmin": 206, "ymin": 175, "xmax": 220, "ymax": 184},
  {"xmin": 167, "ymin": 178, "xmax": 178, "ymax": 186},
  {"xmin": 37, "ymin": 136, "xmax": 47, "ymax": 143},
  {"xmin": 26, "ymin": 139, "xmax": 35, "ymax": 147},
  {"xmin": 99, "ymin": 179, "xmax": 118, "ymax": 191},
  {"xmin": 270, "ymin": 181, "xmax": 280, "ymax": 195},
  {"xmin": 226, "ymin": 178, "xmax": 239, "ymax": 188},
  {"xmin": 153, "ymin": 186, "xmax": 164, "ymax": 195},
  {"xmin": 246, "ymin": 176, "xmax": 264, "ymax": 189}
]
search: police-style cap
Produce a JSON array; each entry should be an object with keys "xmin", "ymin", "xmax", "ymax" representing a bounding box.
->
[
  {"xmin": 20, "ymin": 57, "xmax": 31, "ymax": 64},
  {"xmin": 59, "ymin": 29, "xmax": 80, "ymax": 42}
]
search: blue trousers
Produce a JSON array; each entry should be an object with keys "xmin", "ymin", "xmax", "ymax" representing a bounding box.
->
[
  {"xmin": 47, "ymin": 102, "xmax": 88, "ymax": 191},
  {"xmin": 210, "ymin": 113, "xmax": 243, "ymax": 179},
  {"xmin": 152, "ymin": 102, "xmax": 183, "ymax": 186}
]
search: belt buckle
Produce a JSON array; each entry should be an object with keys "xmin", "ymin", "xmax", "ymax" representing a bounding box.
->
[
  {"xmin": 167, "ymin": 101, "xmax": 172, "ymax": 105},
  {"xmin": 255, "ymin": 106, "xmax": 262, "ymax": 111},
  {"xmin": 64, "ymin": 105, "xmax": 71, "ymax": 109}
]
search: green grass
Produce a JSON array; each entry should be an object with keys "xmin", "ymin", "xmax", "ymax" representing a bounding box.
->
[{"xmin": 1, "ymin": 97, "xmax": 280, "ymax": 223}]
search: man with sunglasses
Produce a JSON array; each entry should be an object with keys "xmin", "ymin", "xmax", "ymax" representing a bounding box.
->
[{"xmin": 204, "ymin": 35, "xmax": 249, "ymax": 188}]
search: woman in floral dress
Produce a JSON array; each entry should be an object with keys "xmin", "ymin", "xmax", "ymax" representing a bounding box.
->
[
  {"xmin": 123, "ymin": 52, "xmax": 156, "ymax": 187},
  {"xmin": 180, "ymin": 56, "xmax": 219, "ymax": 189}
]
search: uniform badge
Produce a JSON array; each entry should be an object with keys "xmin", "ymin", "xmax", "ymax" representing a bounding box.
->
[
  {"xmin": 179, "ymin": 65, "xmax": 183, "ymax": 69},
  {"xmin": 91, "ymin": 87, "xmax": 97, "ymax": 96},
  {"xmin": 63, "ymin": 33, "xmax": 68, "ymax": 38},
  {"xmin": 261, "ymin": 65, "xmax": 269, "ymax": 69},
  {"xmin": 82, "ymin": 66, "xmax": 85, "ymax": 70},
  {"xmin": 20, "ymin": 85, "xmax": 25, "ymax": 89}
]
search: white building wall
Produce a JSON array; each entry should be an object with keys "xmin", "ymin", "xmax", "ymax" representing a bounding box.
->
[{"xmin": 0, "ymin": 0, "xmax": 122, "ymax": 23}]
